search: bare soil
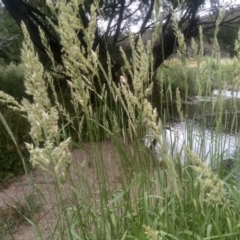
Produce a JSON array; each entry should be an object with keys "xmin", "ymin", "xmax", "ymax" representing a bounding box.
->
[{"xmin": 0, "ymin": 141, "xmax": 156, "ymax": 240}]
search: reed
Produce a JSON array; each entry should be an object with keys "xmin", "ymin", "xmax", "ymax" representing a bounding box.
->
[{"xmin": 1, "ymin": 1, "xmax": 240, "ymax": 239}]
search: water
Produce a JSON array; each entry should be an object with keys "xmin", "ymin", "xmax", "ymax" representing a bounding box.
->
[
  {"xmin": 212, "ymin": 90, "xmax": 240, "ymax": 99},
  {"xmin": 148, "ymin": 90, "xmax": 240, "ymax": 170},
  {"xmin": 161, "ymin": 121, "xmax": 239, "ymax": 165}
]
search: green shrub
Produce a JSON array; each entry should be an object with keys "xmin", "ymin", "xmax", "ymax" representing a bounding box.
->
[
  {"xmin": 0, "ymin": 107, "xmax": 30, "ymax": 184},
  {"xmin": 0, "ymin": 63, "xmax": 25, "ymax": 102},
  {"xmin": 159, "ymin": 57, "xmax": 238, "ymax": 99},
  {"xmin": 160, "ymin": 62, "xmax": 199, "ymax": 97}
]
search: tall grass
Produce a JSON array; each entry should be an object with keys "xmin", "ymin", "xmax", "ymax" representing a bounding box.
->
[{"xmin": 1, "ymin": 1, "xmax": 240, "ymax": 239}]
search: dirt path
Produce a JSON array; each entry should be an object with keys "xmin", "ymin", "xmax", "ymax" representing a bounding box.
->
[{"xmin": 0, "ymin": 141, "xmax": 125, "ymax": 240}]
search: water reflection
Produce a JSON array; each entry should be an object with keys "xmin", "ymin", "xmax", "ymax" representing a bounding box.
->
[
  {"xmin": 157, "ymin": 121, "xmax": 240, "ymax": 166},
  {"xmin": 212, "ymin": 90, "xmax": 240, "ymax": 99},
  {"xmin": 151, "ymin": 90, "xmax": 240, "ymax": 167},
  {"xmin": 182, "ymin": 92, "xmax": 240, "ymax": 134}
]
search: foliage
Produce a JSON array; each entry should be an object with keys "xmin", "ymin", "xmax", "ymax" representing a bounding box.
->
[
  {"xmin": 0, "ymin": 107, "xmax": 30, "ymax": 183},
  {"xmin": 0, "ymin": 63, "xmax": 29, "ymax": 183},
  {"xmin": 1, "ymin": 1, "xmax": 240, "ymax": 239},
  {"xmin": 0, "ymin": 4, "xmax": 22, "ymax": 64},
  {"xmin": 159, "ymin": 61, "xmax": 199, "ymax": 97},
  {"xmin": 0, "ymin": 194, "xmax": 41, "ymax": 239},
  {"xmin": 158, "ymin": 57, "xmax": 239, "ymax": 100},
  {"xmin": 203, "ymin": 6, "xmax": 240, "ymax": 57},
  {"xmin": 0, "ymin": 63, "xmax": 25, "ymax": 101},
  {"xmin": 218, "ymin": 26, "xmax": 238, "ymax": 57},
  {"xmin": 2, "ymin": 0, "xmax": 240, "ymax": 76}
]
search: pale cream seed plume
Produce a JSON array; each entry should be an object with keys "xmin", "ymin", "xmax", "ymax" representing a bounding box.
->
[{"xmin": 120, "ymin": 75, "xmax": 127, "ymax": 85}]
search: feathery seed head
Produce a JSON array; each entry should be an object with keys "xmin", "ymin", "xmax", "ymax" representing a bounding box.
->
[{"xmin": 120, "ymin": 76, "xmax": 127, "ymax": 85}]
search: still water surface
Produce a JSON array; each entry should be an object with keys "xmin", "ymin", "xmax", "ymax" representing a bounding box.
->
[{"xmin": 154, "ymin": 90, "xmax": 240, "ymax": 167}]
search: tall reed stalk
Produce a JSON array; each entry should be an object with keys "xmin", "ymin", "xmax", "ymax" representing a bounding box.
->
[{"xmin": 1, "ymin": 1, "xmax": 240, "ymax": 239}]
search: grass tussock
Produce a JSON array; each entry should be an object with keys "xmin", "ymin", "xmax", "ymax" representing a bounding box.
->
[
  {"xmin": 0, "ymin": 194, "xmax": 41, "ymax": 239},
  {"xmin": 1, "ymin": 1, "xmax": 240, "ymax": 239}
]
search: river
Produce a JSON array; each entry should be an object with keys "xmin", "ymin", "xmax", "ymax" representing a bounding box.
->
[{"xmin": 151, "ymin": 90, "xmax": 240, "ymax": 175}]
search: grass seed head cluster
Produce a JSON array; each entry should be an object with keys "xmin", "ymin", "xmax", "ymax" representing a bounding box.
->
[{"xmin": 1, "ymin": 0, "xmax": 240, "ymax": 239}]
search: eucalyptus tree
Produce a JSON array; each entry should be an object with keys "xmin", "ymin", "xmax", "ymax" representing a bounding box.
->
[
  {"xmin": 206, "ymin": 5, "xmax": 240, "ymax": 57},
  {"xmin": 2, "ymin": 0, "xmax": 240, "ymax": 74}
]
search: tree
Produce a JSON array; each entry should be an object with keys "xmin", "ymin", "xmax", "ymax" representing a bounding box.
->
[
  {"xmin": 0, "ymin": 4, "xmax": 23, "ymax": 64},
  {"xmin": 2, "ymin": 0, "xmax": 240, "ymax": 75},
  {"xmin": 203, "ymin": 6, "xmax": 240, "ymax": 57}
]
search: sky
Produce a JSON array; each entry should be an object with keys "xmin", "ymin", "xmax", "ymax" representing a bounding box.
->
[
  {"xmin": 129, "ymin": 0, "xmax": 240, "ymax": 33},
  {"xmin": 1, "ymin": 0, "xmax": 240, "ymax": 34},
  {"xmin": 102, "ymin": 0, "xmax": 240, "ymax": 34}
]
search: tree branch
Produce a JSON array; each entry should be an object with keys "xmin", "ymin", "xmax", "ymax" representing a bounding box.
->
[
  {"xmin": 113, "ymin": 0, "xmax": 125, "ymax": 43},
  {"xmin": 138, "ymin": 0, "xmax": 155, "ymax": 35}
]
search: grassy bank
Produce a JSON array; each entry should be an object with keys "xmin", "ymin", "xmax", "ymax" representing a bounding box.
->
[{"xmin": 159, "ymin": 57, "xmax": 240, "ymax": 100}]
